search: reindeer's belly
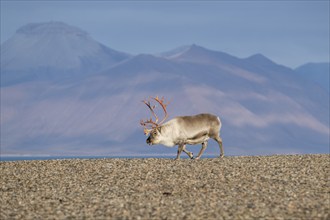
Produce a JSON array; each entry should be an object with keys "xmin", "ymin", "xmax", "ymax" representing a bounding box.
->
[{"xmin": 185, "ymin": 131, "xmax": 210, "ymax": 145}]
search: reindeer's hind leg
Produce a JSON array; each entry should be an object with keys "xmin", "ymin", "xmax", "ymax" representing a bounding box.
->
[
  {"xmin": 214, "ymin": 135, "xmax": 224, "ymax": 158},
  {"xmin": 195, "ymin": 141, "xmax": 208, "ymax": 160}
]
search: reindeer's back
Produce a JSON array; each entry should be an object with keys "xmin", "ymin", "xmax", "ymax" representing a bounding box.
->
[{"xmin": 173, "ymin": 113, "xmax": 221, "ymax": 137}]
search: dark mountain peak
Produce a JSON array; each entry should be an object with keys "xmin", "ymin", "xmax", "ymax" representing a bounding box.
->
[
  {"xmin": 16, "ymin": 21, "xmax": 88, "ymax": 37},
  {"xmin": 246, "ymin": 53, "xmax": 274, "ymax": 64},
  {"xmin": 244, "ymin": 53, "xmax": 295, "ymax": 74}
]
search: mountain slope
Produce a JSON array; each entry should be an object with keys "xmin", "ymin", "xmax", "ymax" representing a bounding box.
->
[{"xmin": 1, "ymin": 22, "xmax": 130, "ymax": 86}]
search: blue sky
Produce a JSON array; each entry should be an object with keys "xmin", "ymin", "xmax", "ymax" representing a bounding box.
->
[{"xmin": 1, "ymin": 1, "xmax": 329, "ymax": 68}]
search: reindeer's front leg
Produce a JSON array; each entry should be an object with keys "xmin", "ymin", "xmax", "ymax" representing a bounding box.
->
[
  {"xmin": 175, "ymin": 144, "xmax": 185, "ymax": 160},
  {"xmin": 195, "ymin": 141, "xmax": 208, "ymax": 160},
  {"xmin": 182, "ymin": 145, "xmax": 194, "ymax": 159}
]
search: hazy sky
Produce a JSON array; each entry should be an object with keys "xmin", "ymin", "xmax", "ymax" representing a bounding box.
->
[{"xmin": 1, "ymin": 1, "xmax": 329, "ymax": 68}]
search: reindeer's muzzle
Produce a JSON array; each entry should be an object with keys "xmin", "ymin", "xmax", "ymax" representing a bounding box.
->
[{"xmin": 146, "ymin": 137, "xmax": 152, "ymax": 145}]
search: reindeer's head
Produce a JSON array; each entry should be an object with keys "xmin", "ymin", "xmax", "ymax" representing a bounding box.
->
[{"xmin": 140, "ymin": 96, "xmax": 169, "ymax": 145}]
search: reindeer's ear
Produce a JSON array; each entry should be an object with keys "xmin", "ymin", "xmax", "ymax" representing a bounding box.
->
[{"xmin": 157, "ymin": 126, "xmax": 162, "ymax": 133}]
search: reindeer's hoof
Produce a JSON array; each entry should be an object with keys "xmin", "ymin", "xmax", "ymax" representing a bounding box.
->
[
  {"xmin": 219, "ymin": 154, "xmax": 224, "ymax": 158},
  {"xmin": 195, "ymin": 157, "xmax": 200, "ymax": 160}
]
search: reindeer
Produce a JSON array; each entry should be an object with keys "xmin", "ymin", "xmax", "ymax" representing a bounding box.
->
[{"xmin": 140, "ymin": 96, "xmax": 224, "ymax": 160}]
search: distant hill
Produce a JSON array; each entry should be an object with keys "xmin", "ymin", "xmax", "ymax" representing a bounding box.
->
[
  {"xmin": 0, "ymin": 21, "xmax": 130, "ymax": 86},
  {"xmin": 295, "ymin": 62, "xmax": 329, "ymax": 92},
  {"xmin": 1, "ymin": 22, "xmax": 329, "ymax": 156}
]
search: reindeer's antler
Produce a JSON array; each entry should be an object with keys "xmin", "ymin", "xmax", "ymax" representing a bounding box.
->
[
  {"xmin": 153, "ymin": 96, "xmax": 168, "ymax": 125},
  {"xmin": 140, "ymin": 96, "xmax": 169, "ymax": 135}
]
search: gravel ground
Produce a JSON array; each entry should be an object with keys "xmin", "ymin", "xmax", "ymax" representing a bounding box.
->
[{"xmin": 1, "ymin": 154, "xmax": 329, "ymax": 219}]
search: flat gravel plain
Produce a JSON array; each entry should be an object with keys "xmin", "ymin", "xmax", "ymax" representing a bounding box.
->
[{"xmin": 1, "ymin": 154, "xmax": 329, "ymax": 219}]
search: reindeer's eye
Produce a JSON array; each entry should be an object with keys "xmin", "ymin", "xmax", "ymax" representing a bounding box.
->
[{"xmin": 153, "ymin": 131, "xmax": 157, "ymax": 135}]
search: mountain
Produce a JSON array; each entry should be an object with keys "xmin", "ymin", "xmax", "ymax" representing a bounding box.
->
[
  {"xmin": 295, "ymin": 62, "xmax": 329, "ymax": 92},
  {"xmin": 163, "ymin": 44, "xmax": 240, "ymax": 65},
  {"xmin": 1, "ymin": 23, "xmax": 329, "ymax": 157},
  {"xmin": 1, "ymin": 22, "xmax": 130, "ymax": 86}
]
